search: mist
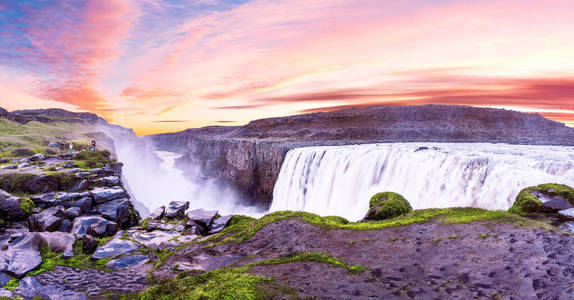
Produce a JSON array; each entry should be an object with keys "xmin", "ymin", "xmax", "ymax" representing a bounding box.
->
[{"xmin": 98, "ymin": 124, "xmax": 264, "ymax": 218}]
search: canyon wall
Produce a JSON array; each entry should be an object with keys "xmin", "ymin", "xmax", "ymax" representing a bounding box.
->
[{"xmin": 148, "ymin": 105, "xmax": 574, "ymax": 207}]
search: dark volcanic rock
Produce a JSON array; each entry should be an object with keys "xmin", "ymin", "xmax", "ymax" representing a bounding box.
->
[
  {"xmin": 164, "ymin": 201, "xmax": 189, "ymax": 219},
  {"xmin": 72, "ymin": 216, "xmax": 115, "ymax": 237},
  {"xmin": 90, "ymin": 187, "xmax": 128, "ymax": 204},
  {"xmin": 0, "ymin": 189, "xmax": 26, "ymax": 220},
  {"xmin": 28, "ymin": 205, "xmax": 67, "ymax": 232},
  {"xmin": 541, "ymin": 197, "xmax": 573, "ymax": 212},
  {"xmin": 186, "ymin": 208, "xmax": 218, "ymax": 227},
  {"xmin": 96, "ymin": 198, "xmax": 131, "ymax": 224},
  {"xmin": 150, "ymin": 105, "xmax": 574, "ymax": 206},
  {"xmin": 86, "ymin": 219, "xmax": 119, "ymax": 238},
  {"xmin": 15, "ymin": 276, "xmax": 87, "ymax": 299},
  {"xmin": 23, "ymin": 175, "xmax": 58, "ymax": 194},
  {"xmin": 208, "ymin": 215, "xmax": 232, "ymax": 235}
]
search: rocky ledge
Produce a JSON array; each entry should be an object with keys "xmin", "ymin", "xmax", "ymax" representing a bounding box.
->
[
  {"xmin": 149, "ymin": 105, "xmax": 574, "ymax": 206},
  {"xmin": 0, "ymin": 151, "xmax": 234, "ymax": 299}
]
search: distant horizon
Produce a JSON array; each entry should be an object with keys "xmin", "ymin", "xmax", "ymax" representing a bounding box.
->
[{"xmin": 1, "ymin": 0, "xmax": 573, "ymax": 135}]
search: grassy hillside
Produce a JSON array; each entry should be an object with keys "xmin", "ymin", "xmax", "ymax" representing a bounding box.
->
[{"xmin": 0, "ymin": 117, "xmax": 97, "ymax": 157}]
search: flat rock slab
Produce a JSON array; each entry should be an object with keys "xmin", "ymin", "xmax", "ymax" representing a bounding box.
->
[
  {"xmin": 15, "ymin": 276, "xmax": 87, "ymax": 300},
  {"xmin": 35, "ymin": 265, "xmax": 150, "ymax": 296},
  {"xmin": 128, "ymin": 230, "xmax": 180, "ymax": 250},
  {"xmin": 96, "ymin": 198, "xmax": 131, "ymax": 223},
  {"xmin": 186, "ymin": 209, "xmax": 218, "ymax": 227},
  {"xmin": 92, "ymin": 238, "xmax": 141, "ymax": 260},
  {"xmin": 558, "ymin": 208, "xmax": 574, "ymax": 221},
  {"xmin": 90, "ymin": 187, "xmax": 127, "ymax": 204},
  {"xmin": 72, "ymin": 215, "xmax": 114, "ymax": 237},
  {"xmin": 106, "ymin": 255, "xmax": 150, "ymax": 271},
  {"xmin": 0, "ymin": 234, "xmax": 43, "ymax": 278},
  {"xmin": 208, "ymin": 215, "xmax": 232, "ymax": 235}
]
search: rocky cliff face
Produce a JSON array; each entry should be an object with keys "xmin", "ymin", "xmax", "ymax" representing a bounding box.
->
[{"xmin": 148, "ymin": 105, "xmax": 574, "ymax": 207}]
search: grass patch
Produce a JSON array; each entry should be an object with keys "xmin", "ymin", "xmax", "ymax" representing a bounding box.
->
[
  {"xmin": 3, "ymin": 278, "xmax": 19, "ymax": 290},
  {"xmin": 140, "ymin": 252, "xmax": 364, "ymax": 300},
  {"xmin": 45, "ymin": 171, "xmax": 80, "ymax": 190},
  {"xmin": 19, "ymin": 197, "xmax": 35, "ymax": 214},
  {"xmin": 72, "ymin": 150, "xmax": 110, "ymax": 169},
  {"xmin": 28, "ymin": 242, "xmax": 112, "ymax": 276},
  {"xmin": 200, "ymin": 208, "xmax": 542, "ymax": 249}
]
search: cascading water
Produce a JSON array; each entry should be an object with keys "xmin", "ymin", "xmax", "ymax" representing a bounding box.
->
[{"xmin": 270, "ymin": 143, "xmax": 574, "ymax": 221}]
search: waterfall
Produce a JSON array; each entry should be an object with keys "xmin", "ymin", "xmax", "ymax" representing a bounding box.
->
[{"xmin": 270, "ymin": 143, "xmax": 574, "ymax": 221}]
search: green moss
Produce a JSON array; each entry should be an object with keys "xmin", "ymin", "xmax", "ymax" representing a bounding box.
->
[
  {"xmin": 28, "ymin": 242, "xmax": 111, "ymax": 276},
  {"xmin": 3, "ymin": 278, "xmax": 19, "ymax": 290},
  {"xmin": 45, "ymin": 171, "xmax": 79, "ymax": 191},
  {"xmin": 141, "ymin": 252, "xmax": 365, "ymax": 300},
  {"xmin": 141, "ymin": 219, "xmax": 149, "ymax": 230},
  {"xmin": 509, "ymin": 183, "xmax": 574, "ymax": 214},
  {"xmin": 366, "ymin": 192, "xmax": 413, "ymax": 220},
  {"xmin": 9, "ymin": 148, "xmax": 35, "ymax": 157},
  {"xmin": 0, "ymin": 173, "xmax": 38, "ymax": 193},
  {"xmin": 199, "ymin": 208, "xmax": 548, "ymax": 250},
  {"xmin": 19, "ymin": 197, "xmax": 35, "ymax": 214},
  {"xmin": 478, "ymin": 233, "xmax": 489, "ymax": 239},
  {"xmin": 72, "ymin": 150, "xmax": 110, "ymax": 169}
]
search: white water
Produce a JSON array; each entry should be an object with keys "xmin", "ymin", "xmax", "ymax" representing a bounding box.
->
[
  {"xmin": 99, "ymin": 123, "xmax": 264, "ymax": 218},
  {"xmin": 271, "ymin": 143, "xmax": 574, "ymax": 221}
]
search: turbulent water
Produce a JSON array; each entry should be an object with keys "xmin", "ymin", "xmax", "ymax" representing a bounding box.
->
[{"xmin": 271, "ymin": 143, "xmax": 574, "ymax": 221}]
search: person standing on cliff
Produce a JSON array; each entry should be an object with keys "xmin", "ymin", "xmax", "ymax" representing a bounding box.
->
[
  {"xmin": 91, "ymin": 140, "xmax": 96, "ymax": 152},
  {"xmin": 69, "ymin": 142, "xmax": 73, "ymax": 154}
]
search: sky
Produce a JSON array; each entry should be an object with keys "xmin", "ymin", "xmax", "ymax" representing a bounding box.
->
[{"xmin": 0, "ymin": 0, "xmax": 573, "ymax": 135}]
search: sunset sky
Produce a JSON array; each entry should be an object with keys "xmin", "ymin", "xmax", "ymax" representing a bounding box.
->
[{"xmin": 1, "ymin": 0, "xmax": 573, "ymax": 135}]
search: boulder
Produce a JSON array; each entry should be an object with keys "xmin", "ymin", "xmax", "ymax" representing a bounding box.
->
[
  {"xmin": 95, "ymin": 176, "xmax": 121, "ymax": 187},
  {"xmin": 86, "ymin": 219, "xmax": 119, "ymax": 238},
  {"xmin": 0, "ymin": 234, "xmax": 43, "ymax": 278},
  {"xmin": 164, "ymin": 201, "xmax": 189, "ymax": 219},
  {"xmin": 105, "ymin": 254, "xmax": 150, "ymax": 271},
  {"xmin": 365, "ymin": 192, "xmax": 412, "ymax": 220},
  {"xmin": 28, "ymin": 153, "xmax": 45, "ymax": 162},
  {"xmin": 92, "ymin": 238, "xmax": 141, "ymax": 260},
  {"xmin": 0, "ymin": 189, "xmax": 26, "ymax": 220},
  {"xmin": 558, "ymin": 208, "xmax": 574, "ymax": 221},
  {"xmin": 185, "ymin": 220, "xmax": 206, "ymax": 235},
  {"xmin": 28, "ymin": 205, "xmax": 67, "ymax": 232},
  {"xmin": 147, "ymin": 221, "xmax": 176, "ymax": 231},
  {"xmin": 90, "ymin": 187, "xmax": 128, "ymax": 204},
  {"xmin": 66, "ymin": 207, "xmax": 83, "ymax": 219},
  {"xmin": 37, "ymin": 232, "xmax": 76, "ymax": 258},
  {"xmin": 30, "ymin": 192, "xmax": 61, "ymax": 208},
  {"xmin": 81, "ymin": 234, "xmax": 99, "ymax": 253},
  {"xmin": 22, "ymin": 175, "xmax": 58, "ymax": 194},
  {"xmin": 71, "ymin": 180, "xmax": 93, "ymax": 192},
  {"xmin": 96, "ymin": 198, "xmax": 131, "ymax": 224},
  {"xmin": 208, "ymin": 215, "xmax": 232, "ymax": 235},
  {"xmin": 149, "ymin": 206, "xmax": 165, "ymax": 220},
  {"xmin": 58, "ymin": 219, "xmax": 72, "ymax": 233},
  {"xmin": 186, "ymin": 209, "xmax": 218, "ymax": 227},
  {"xmin": 68, "ymin": 196, "xmax": 93, "ymax": 212},
  {"xmin": 541, "ymin": 197, "xmax": 573, "ymax": 212},
  {"xmin": 72, "ymin": 216, "xmax": 115, "ymax": 237}
]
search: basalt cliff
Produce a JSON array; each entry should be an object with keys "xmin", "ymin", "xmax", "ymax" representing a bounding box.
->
[{"xmin": 149, "ymin": 105, "xmax": 574, "ymax": 207}]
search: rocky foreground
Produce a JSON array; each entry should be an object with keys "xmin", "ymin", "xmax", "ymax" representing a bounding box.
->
[{"xmin": 149, "ymin": 105, "xmax": 574, "ymax": 206}]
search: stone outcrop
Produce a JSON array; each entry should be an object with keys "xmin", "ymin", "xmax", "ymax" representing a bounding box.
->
[{"xmin": 149, "ymin": 105, "xmax": 574, "ymax": 206}]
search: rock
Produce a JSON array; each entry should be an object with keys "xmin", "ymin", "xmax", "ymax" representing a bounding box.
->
[
  {"xmin": 71, "ymin": 180, "xmax": 93, "ymax": 192},
  {"xmin": 0, "ymin": 288, "xmax": 13, "ymax": 298},
  {"xmin": 58, "ymin": 219, "xmax": 72, "ymax": 233},
  {"xmin": 0, "ymin": 234, "xmax": 43, "ymax": 278},
  {"xmin": 106, "ymin": 255, "xmax": 150, "ymax": 271},
  {"xmin": 72, "ymin": 216, "xmax": 115, "ymax": 237},
  {"xmin": 185, "ymin": 220, "xmax": 206, "ymax": 235},
  {"xmin": 96, "ymin": 198, "xmax": 131, "ymax": 224},
  {"xmin": 95, "ymin": 176, "xmax": 121, "ymax": 187},
  {"xmin": 365, "ymin": 192, "xmax": 412, "ymax": 220},
  {"xmin": 68, "ymin": 196, "xmax": 93, "ymax": 211},
  {"xmin": 164, "ymin": 201, "xmax": 190, "ymax": 219},
  {"xmin": 149, "ymin": 206, "xmax": 165, "ymax": 220},
  {"xmin": 57, "ymin": 192, "xmax": 90, "ymax": 204},
  {"xmin": 92, "ymin": 238, "xmax": 141, "ymax": 260},
  {"xmin": 76, "ymin": 172, "xmax": 92, "ymax": 179},
  {"xmin": 147, "ymin": 221, "xmax": 176, "ymax": 231},
  {"xmin": 186, "ymin": 209, "xmax": 218, "ymax": 227},
  {"xmin": 48, "ymin": 141, "xmax": 60, "ymax": 148},
  {"xmin": 30, "ymin": 192, "xmax": 61, "ymax": 208},
  {"xmin": 90, "ymin": 187, "xmax": 128, "ymax": 204},
  {"xmin": 86, "ymin": 219, "xmax": 119, "ymax": 238},
  {"xmin": 0, "ymin": 189, "xmax": 26, "ymax": 220},
  {"xmin": 0, "ymin": 272, "xmax": 13, "ymax": 287},
  {"xmin": 37, "ymin": 232, "xmax": 76, "ymax": 258},
  {"xmin": 81, "ymin": 235, "xmax": 98, "ymax": 253},
  {"xmin": 559, "ymin": 221, "xmax": 574, "ymax": 234},
  {"xmin": 0, "ymin": 164, "xmax": 17, "ymax": 170},
  {"xmin": 28, "ymin": 205, "xmax": 67, "ymax": 232},
  {"xmin": 66, "ymin": 207, "xmax": 83, "ymax": 219},
  {"xmin": 208, "ymin": 215, "xmax": 232, "ymax": 235},
  {"xmin": 18, "ymin": 163, "xmax": 31, "ymax": 169},
  {"xmin": 558, "ymin": 208, "xmax": 574, "ymax": 221},
  {"xmin": 29, "ymin": 153, "xmax": 45, "ymax": 162},
  {"xmin": 23, "ymin": 175, "xmax": 58, "ymax": 194},
  {"xmin": 15, "ymin": 276, "xmax": 88, "ymax": 299},
  {"xmin": 541, "ymin": 197, "xmax": 573, "ymax": 212},
  {"xmin": 128, "ymin": 230, "xmax": 180, "ymax": 250}
]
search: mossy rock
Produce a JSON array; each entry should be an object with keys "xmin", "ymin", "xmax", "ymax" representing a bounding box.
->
[
  {"xmin": 0, "ymin": 173, "xmax": 38, "ymax": 193},
  {"xmin": 10, "ymin": 148, "xmax": 35, "ymax": 157},
  {"xmin": 73, "ymin": 150, "xmax": 111, "ymax": 169},
  {"xmin": 509, "ymin": 183, "xmax": 574, "ymax": 214},
  {"xmin": 365, "ymin": 192, "xmax": 413, "ymax": 220}
]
